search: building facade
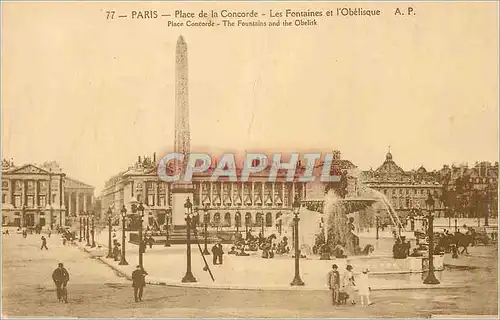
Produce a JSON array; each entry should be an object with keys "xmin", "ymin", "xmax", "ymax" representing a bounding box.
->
[
  {"xmin": 1, "ymin": 159, "xmax": 95, "ymax": 228},
  {"xmin": 100, "ymin": 151, "xmax": 358, "ymax": 230},
  {"xmin": 360, "ymin": 151, "xmax": 444, "ymax": 219}
]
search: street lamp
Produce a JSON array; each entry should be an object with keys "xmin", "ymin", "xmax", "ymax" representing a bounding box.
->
[
  {"xmin": 106, "ymin": 207, "xmax": 113, "ymax": 259},
  {"xmin": 119, "ymin": 205, "xmax": 129, "ymax": 265},
  {"xmin": 79, "ymin": 214, "xmax": 83, "ymax": 242},
  {"xmin": 91, "ymin": 212, "xmax": 96, "ymax": 248},
  {"xmin": 86, "ymin": 212, "xmax": 91, "ymax": 246},
  {"xmin": 423, "ymin": 193, "xmax": 440, "ymax": 285},
  {"xmin": 164, "ymin": 210, "xmax": 171, "ymax": 247},
  {"xmin": 182, "ymin": 197, "xmax": 197, "ymax": 283},
  {"xmin": 137, "ymin": 201, "xmax": 145, "ymax": 269},
  {"xmin": 375, "ymin": 216, "xmax": 379, "ymax": 240},
  {"xmin": 203, "ymin": 204, "xmax": 210, "ymax": 255},
  {"xmin": 290, "ymin": 195, "xmax": 305, "ymax": 286}
]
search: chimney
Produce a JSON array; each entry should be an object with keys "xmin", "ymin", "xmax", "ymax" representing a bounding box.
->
[{"xmin": 138, "ymin": 156, "xmax": 141, "ymax": 164}]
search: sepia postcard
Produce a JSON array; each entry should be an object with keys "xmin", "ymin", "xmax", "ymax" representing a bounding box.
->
[{"xmin": 1, "ymin": 1, "xmax": 498, "ymax": 318}]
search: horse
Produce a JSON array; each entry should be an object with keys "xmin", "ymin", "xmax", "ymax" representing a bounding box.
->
[
  {"xmin": 359, "ymin": 244, "xmax": 374, "ymax": 256},
  {"xmin": 452, "ymin": 232, "xmax": 474, "ymax": 254}
]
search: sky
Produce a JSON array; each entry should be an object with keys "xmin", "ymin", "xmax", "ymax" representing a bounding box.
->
[{"xmin": 2, "ymin": 2, "xmax": 498, "ymax": 193}]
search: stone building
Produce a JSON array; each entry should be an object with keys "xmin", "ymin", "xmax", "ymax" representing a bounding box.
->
[
  {"xmin": 360, "ymin": 151, "xmax": 444, "ymax": 219},
  {"xmin": 439, "ymin": 161, "xmax": 498, "ymax": 219},
  {"xmin": 100, "ymin": 151, "xmax": 358, "ymax": 231},
  {"xmin": 1, "ymin": 159, "xmax": 95, "ymax": 228}
]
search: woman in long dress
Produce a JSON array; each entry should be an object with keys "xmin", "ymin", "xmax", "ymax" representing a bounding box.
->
[
  {"xmin": 357, "ymin": 269, "xmax": 373, "ymax": 306},
  {"xmin": 342, "ymin": 265, "xmax": 356, "ymax": 305}
]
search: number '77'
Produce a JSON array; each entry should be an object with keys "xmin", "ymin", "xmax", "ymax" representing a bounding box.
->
[{"xmin": 106, "ymin": 11, "xmax": 115, "ymax": 19}]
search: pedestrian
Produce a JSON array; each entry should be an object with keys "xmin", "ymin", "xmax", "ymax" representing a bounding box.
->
[
  {"xmin": 48, "ymin": 229, "xmax": 51, "ymax": 238},
  {"xmin": 326, "ymin": 264, "xmax": 341, "ymax": 305},
  {"xmin": 52, "ymin": 263, "xmax": 70, "ymax": 302},
  {"xmin": 342, "ymin": 264, "xmax": 356, "ymax": 305},
  {"xmin": 358, "ymin": 269, "xmax": 373, "ymax": 306},
  {"xmin": 41, "ymin": 236, "xmax": 48, "ymax": 250},
  {"xmin": 132, "ymin": 265, "xmax": 148, "ymax": 302},
  {"xmin": 211, "ymin": 241, "xmax": 224, "ymax": 265}
]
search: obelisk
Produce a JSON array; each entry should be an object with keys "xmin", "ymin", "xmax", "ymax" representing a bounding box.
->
[
  {"xmin": 174, "ymin": 35, "xmax": 190, "ymax": 167},
  {"xmin": 171, "ymin": 35, "xmax": 194, "ymax": 226}
]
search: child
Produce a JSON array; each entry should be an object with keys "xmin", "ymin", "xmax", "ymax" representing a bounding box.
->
[{"xmin": 358, "ymin": 269, "xmax": 373, "ymax": 306}]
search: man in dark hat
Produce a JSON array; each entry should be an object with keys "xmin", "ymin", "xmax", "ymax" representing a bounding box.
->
[
  {"xmin": 132, "ymin": 265, "xmax": 148, "ymax": 302},
  {"xmin": 326, "ymin": 264, "xmax": 341, "ymax": 305},
  {"xmin": 52, "ymin": 263, "xmax": 69, "ymax": 302}
]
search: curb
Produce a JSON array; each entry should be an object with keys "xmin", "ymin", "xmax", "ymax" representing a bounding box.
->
[{"xmin": 90, "ymin": 255, "xmax": 466, "ymax": 292}]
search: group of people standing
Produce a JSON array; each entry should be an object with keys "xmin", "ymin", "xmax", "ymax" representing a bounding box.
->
[{"xmin": 326, "ymin": 264, "xmax": 373, "ymax": 307}]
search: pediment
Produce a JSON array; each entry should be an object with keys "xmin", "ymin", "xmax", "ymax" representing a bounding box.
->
[
  {"xmin": 10, "ymin": 164, "xmax": 50, "ymax": 175},
  {"xmin": 65, "ymin": 177, "xmax": 94, "ymax": 189}
]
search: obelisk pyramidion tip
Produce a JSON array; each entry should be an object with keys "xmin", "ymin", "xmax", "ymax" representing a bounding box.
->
[{"xmin": 177, "ymin": 35, "xmax": 186, "ymax": 45}]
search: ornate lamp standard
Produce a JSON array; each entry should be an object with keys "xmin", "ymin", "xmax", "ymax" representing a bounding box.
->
[
  {"xmin": 375, "ymin": 215, "xmax": 380, "ymax": 240},
  {"xmin": 137, "ymin": 202, "xmax": 145, "ymax": 269},
  {"xmin": 86, "ymin": 212, "xmax": 91, "ymax": 246},
  {"xmin": 202, "ymin": 204, "xmax": 210, "ymax": 255},
  {"xmin": 290, "ymin": 195, "xmax": 304, "ymax": 286},
  {"xmin": 91, "ymin": 212, "xmax": 96, "ymax": 248},
  {"xmin": 82, "ymin": 213, "xmax": 86, "ymax": 241},
  {"xmin": 423, "ymin": 193, "xmax": 440, "ymax": 285},
  {"xmin": 182, "ymin": 197, "xmax": 197, "ymax": 283},
  {"xmin": 79, "ymin": 214, "xmax": 83, "ymax": 242},
  {"xmin": 164, "ymin": 210, "xmax": 171, "ymax": 247},
  {"xmin": 106, "ymin": 207, "xmax": 113, "ymax": 259},
  {"xmin": 119, "ymin": 205, "xmax": 129, "ymax": 266}
]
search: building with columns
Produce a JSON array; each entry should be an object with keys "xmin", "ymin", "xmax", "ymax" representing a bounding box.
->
[
  {"xmin": 360, "ymin": 150, "xmax": 444, "ymax": 220},
  {"xmin": 1, "ymin": 159, "xmax": 95, "ymax": 228},
  {"xmin": 100, "ymin": 151, "xmax": 358, "ymax": 231}
]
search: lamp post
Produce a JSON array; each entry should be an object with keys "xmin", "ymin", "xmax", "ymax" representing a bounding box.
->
[
  {"xmin": 485, "ymin": 185, "xmax": 490, "ymax": 227},
  {"xmin": 446, "ymin": 206, "xmax": 450, "ymax": 229},
  {"xmin": 423, "ymin": 193, "xmax": 440, "ymax": 285},
  {"xmin": 79, "ymin": 215, "xmax": 83, "ymax": 242},
  {"xmin": 82, "ymin": 214, "xmax": 86, "ymax": 241},
  {"xmin": 86, "ymin": 212, "xmax": 91, "ymax": 246},
  {"xmin": 119, "ymin": 205, "xmax": 129, "ymax": 265},
  {"xmin": 91, "ymin": 212, "xmax": 96, "ymax": 248},
  {"xmin": 164, "ymin": 210, "xmax": 171, "ymax": 247},
  {"xmin": 106, "ymin": 207, "xmax": 113, "ymax": 259},
  {"xmin": 182, "ymin": 197, "xmax": 197, "ymax": 283},
  {"xmin": 290, "ymin": 195, "xmax": 304, "ymax": 286},
  {"xmin": 137, "ymin": 202, "xmax": 145, "ymax": 269},
  {"xmin": 375, "ymin": 216, "xmax": 379, "ymax": 240},
  {"xmin": 203, "ymin": 205, "xmax": 210, "ymax": 255}
]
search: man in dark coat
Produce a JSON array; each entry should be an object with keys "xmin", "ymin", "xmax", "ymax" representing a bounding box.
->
[
  {"xmin": 41, "ymin": 236, "xmax": 48, "ymax": 250},
  {"xmin": 327, "ymin": 264, "xmax": 341, "ymax": 305},
  {"xmin": 132, "ymin": 265, "xmax": 148, "ymax": 302},
  {"xmin": 211, "ymin": 241, "xmax": 224, "ymax": 265},
  {"xmin": 52, "ymin": 263, "xmax": 69, "ymax": 302}
]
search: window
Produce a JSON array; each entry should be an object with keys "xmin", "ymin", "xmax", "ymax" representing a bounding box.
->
[
  {"xmin": 2, "ymin": 194, "xmax": 5, "ymax": 204},
  {"xmin": 14, "ymin": 195, "xmax": 21, "ymax": 207},
  {"xmin": 159, "ymin": 196, "xmax": 165, "ymax": 206},
  {"xmin": 265, "ymin": 212, "xmax": 272, "ymax": 227},
  {"xmin": 147, "ymin": 195, "xmax": 155, "ymax": 206},
  {"xmin": 39, "ymin": 196, "xmax": 46, "ymax": 208},
  {"xmin": 52, "ymin": 194, "xmax": 56, "ymax": 204},
  {"xmin": 27, "ymin": 196, "xmax": 34, "ymax": 207}
]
